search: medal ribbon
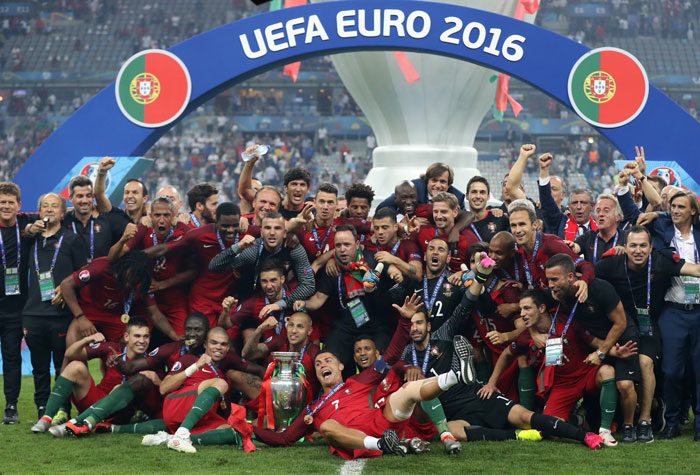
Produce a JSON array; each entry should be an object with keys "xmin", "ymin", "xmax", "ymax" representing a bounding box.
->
[
  {"xmin": 523, "ymin": 232, "xmax": 542, "ymax": 288},
  {"xmin": 411, "ymin": 342, "xmax": 431, "ymax": 375},
  {"xmin": 312, "ymin": 225, "xmax": 332, "ymax": 254},
  {"xmin": 306, "ymin": 382, "xmax": 345, "ymax": 416},
  {"xmin": 423, "ymin": 272, "xmax": 447, "ymax": 314}
]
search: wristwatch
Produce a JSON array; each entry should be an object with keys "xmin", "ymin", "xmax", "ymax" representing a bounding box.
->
[{"xmin": 595, "ymin": 350, "xmax": 607, "ymax": 361}]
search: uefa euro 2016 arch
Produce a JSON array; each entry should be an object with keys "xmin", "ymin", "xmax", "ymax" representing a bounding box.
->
[{"xmin": 14, "ymin": 0, "xmax": 700, "ymax": 207}]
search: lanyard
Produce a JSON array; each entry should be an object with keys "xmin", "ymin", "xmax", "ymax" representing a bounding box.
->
[
  {"xmin": 311, "ymin": 225, "xmax": 333, "ymax": 253},
  {"xmin": 523, "ymin": 233, "xmax": 542, "ymax": 288},
  {"xmin": 33, "ymin": 235, "xmax": 63, "ymax": 275},
  {"xmin": 72, "ymin": 220, "xmax": 94, "ymax": 262},
  {"xmin": 0, "ymin": 221, "xmax": 20, "ymax": 269},
  {"xmin": 297, "ymin": 342, "xmax": 309, "ymax": 366},
  {"xmin": 124, "ymin": 291, "xmax": 134, "ymax": 316},
  {"xmin": 388, "ymin": 239, "xmax": 401, "ymax": 256},
  {"xmin": 470, "ymin": 223, "xmax": 482, "ymax": 242},
  {"xmin": 264, "ymin": 289, "xmax": 287, "ymax": 334},
  {"xmin": 423, "ymin": 272, "xmax": 447, "ymax": 314},
  {"xmin": 625, "ymin": 254, "xmax": 652, "ymax": 310},
  {"xmin": 152, "ymin": 227, "xmax": 174, "ymax": 246},
  {"xmin": 306, "ymin": 382, "xmax": 345, "ymax": 416},
  {"xmin": 673, "ymin": 235, "xmax": 699, "ymax": 263},
  {"xmin": 189, "ymin": 213, "xmax": 201, "ymax": 228},
  {"xmin": 411, "ymin": 342, "xmax": 431, "ymax": 374},
  {"xmin": 548, "ymin": 301, "xmax": 579, "ymax": 338},
  {"xmin": 486, "ymin": 275, "xmax": 499, "ymax": 293},
  {"xmin": 592, "ymin": 231, "xmax": 619, "ymax": 265},
  {"xmin": 120, "ymin": 348, "xmax": 129, "ymax": 383},
  {"xmin": 207, "ymin": 363, "xmax": 222, "ymax": 379},
  {"xmin": 216, "ymin": 230, "xmax": 240, "ymax": 251}
]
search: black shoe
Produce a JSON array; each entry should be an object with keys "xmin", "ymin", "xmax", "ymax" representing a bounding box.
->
[
  {"xmin": 3, "ymin": 405, "xmax": 18, "ymax": 424},
  {"xmin": 651, "ymin": 398, "xmax": 666, "ymax": 433},
  {"xmin": 621, "ymin": 424, "xmax": 637, "ymax": 443},
  {"xmin": 637, "ymin": 420, "xmax": 654, "ymax": 443},
  {"xmin": 452, "ymin": 335, "xmax": 476, "ymax": 384},
  {"xmin": 37, "ymin": 406, "xmax": 45, "ymax": 420},
  {"xmin": 660, "ymin": 425, "xmax": 680, "ymax": 440},
  {"xmin": 377, "ymin": 429, "xmax": 407, "ymax": 456},
  {"xmin": 694, "ymin": 430, "xmax": 700, "ymax": 442}
]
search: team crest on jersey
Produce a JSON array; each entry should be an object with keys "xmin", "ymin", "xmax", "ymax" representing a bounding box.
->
[
  {"xmin": 148, "ymin": 348, "xmax": 159, "ymax": 357},
  {"xmin": 264, "ymin": 336, "xmax": 273, "ymax": 343},
  {"xmin": 487, "ymin": 222, "xmax": 497, "ymax": 233},
  {"xmin": 78, "ymin": 270, "xmax": 91, "ymax": 282},
  {"xmin": 430, "ymin": 346, "xmax": 442, "ymax": 358},
  {"xmin": 89, "ymin": 342, "xmax": 101, "ymax": 349},
  {"xmin": 344, "ymin": 388, "xmax": 352, "ymax": 395},
  {"xmin": 172, "ymin": 361, "xmax": 182, "ymax": 372},
  {"xmin": 93, "ymin": 223, "xmax": 102, "ymax": 233},
  {"xmin": 443, "ymin": 283, "xmax": 452, "ymax": 297}
]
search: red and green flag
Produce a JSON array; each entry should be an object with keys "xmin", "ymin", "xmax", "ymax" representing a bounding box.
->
[
  {"xmin": 568, "ymin": 47, "xmax": 649, "ymax": 128},
  {"xmin": 116, "ymin": 49, "xmax": 191, "ymax": 128}
]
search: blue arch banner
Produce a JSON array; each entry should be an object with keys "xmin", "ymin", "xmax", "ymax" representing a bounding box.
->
[{"xmin": 14, "ymin": 0, "xmax": 700, "ymax": 207}]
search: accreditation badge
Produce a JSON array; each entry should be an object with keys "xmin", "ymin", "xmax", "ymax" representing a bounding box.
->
[
  {"xmin": 38, "ymin": 272, "xmax": 55, "ymax": 302},
  {"xmin": 545, "ymin": 337, "xmax": 564, "ymax": 366},
  {"xmin": 347, "ymin": 298, "xmax": 369, "ymax": 328},
  {"xmin": 636, "ymin": 307, "xmax": 653, "ymax": 336},
  {"xmin": 682, "ymin": 277, "xmax": 700, "ymax": 304},
  {"xmin": 5, "ymin": 267, "xmax": 20, "ymax": 295}
]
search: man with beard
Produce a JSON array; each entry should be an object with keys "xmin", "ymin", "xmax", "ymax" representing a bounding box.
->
[
  {"xmin": 32, "ymin": 318, "xmax": 151, "ymax": 435},
  {"xmin": 292, "ymin": 225, "xmax": 391, "ymax": 377},
  {"xmin": 372, "ymin": 208, "xmax": 422, "ymax": 284},
  {"xmin": 220, "ymin": 260, "xmax": 290, "ymax": 346},
  {"xmin": 62, "ymin": 313, "xmax": 210, "ymax": 436},
  {"xmin": 94, "ymin": 157, "xmax": 149, "ymax": 225},
  {"xmin": 401, "ymin": 253, "xmax": 604, "ymax": 449},
  {"xmin": 413, "ymin": 192, "xmax": 470, "ymax": 272},
  {"xmin": 209, "ymin": 211, "xmax": 315, "ymax": 310},
  {"xmin": 61, "ymin": 175, "xmax": 129, "ymax": 266},
  {"xmin": 480, "ymin": 289, "xmax": 638, "ymax": 447},
  {"xmin": 569, "ymin": 194, "xmax": 626, "ymax": 265},
  {"xmin": 144, "ymin": 328, "xmax": 255, "ymax": 453},
  {"xmin": 596, "ymin": 225, "xmax": 700, "ymax": 442},
  {"xmin": 185, "ymin": 183, "xmax": 219, "ymax": 229},
  {"xmin": 545, "ymin": 253, "xmax": 639, "ymax": 442},
  {"xmin": 108, "ymin": 196, "xmax": 195, "ymax": 336}
]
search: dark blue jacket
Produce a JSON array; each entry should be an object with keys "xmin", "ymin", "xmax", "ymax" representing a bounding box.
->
[
  {"xmin": 648, "ymin": 214, "xmax": 700, "ymax": 256},
  {"xmin": 538, "ymin": 181, "xmax": 567, "ymax": 238},
  {"xmin": 377, "ymin": 178, "xmax": 466, "ymax": 212}
]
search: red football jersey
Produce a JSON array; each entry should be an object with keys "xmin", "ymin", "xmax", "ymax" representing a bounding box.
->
[
  {"xmin": 85, "ymin": 341, "xmax": 140, "ymax": 392},
  {"xmin": 375, "ymin": 239, "xmax": 422, "ymax": 264},
  {"xmin": 166, "ymin": 353, "xmax": 225, "ymax": 391},
  {"xmin": 413, "ymin": 225, "xmax": 469, "ymax": 272}
]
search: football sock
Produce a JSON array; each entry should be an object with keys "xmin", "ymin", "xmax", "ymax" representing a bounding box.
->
[
  {"xmin": 420, "ymin": 399, "xmax": 450, "ymax": 435},
  {"xmin": 438, "ymin": 371, "xmax": 458, "ymax": 390},
  {"xmin": 112, "ymin": 419, "xmax": 167, "ymax": 434},
  {"xmin": 181, "ymin": 387, "xmax": 221, "ymax": 432},
  {"xmin": 465, "ymin": 426, "xmax": 517, "ymax": 441},
  {"xmin": 192, "ymin": 428, "xmax": 242, "ymax": 446},
  {"xmin": 517, "ymin": 366, "xmax": 536, "ymax": 410},
  {"xmin": 599, "ymin": 378, "xmax": 617, "ymax": 430},
  {"xmin": 363, "ymin": 436, "xmax": 380, "ymax": 451},
  {"xmin": 78, "ymin": 384, "xmax": 135, "ymax": 427},
  {"xmin": 43, "ymin": 376, "xmax": 75, "ymax": 420},
  {"xmin": 530, "ymin": 413, "xmax": 585, "ymax": 442}
]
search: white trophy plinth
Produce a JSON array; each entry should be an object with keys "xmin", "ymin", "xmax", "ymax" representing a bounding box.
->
[{"xmin": 316, "ymin": 0, "xmax": 536, "ymax": 205}]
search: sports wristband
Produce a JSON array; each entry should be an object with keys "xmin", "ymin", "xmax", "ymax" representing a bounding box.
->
[
  {"xmin": 184, "ymin": 364, "xmax": 199, "ymax": 377},
  {"xmin": 474, "ymin": 272, "xmax": 489, "ymax": 284}
]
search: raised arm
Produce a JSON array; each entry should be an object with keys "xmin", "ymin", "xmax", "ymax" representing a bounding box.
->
[
  {"xmin": 94, "ymin": 157, "xmax": 115, "ymax": 213},
  {"xmin": 505, "ymin": 144, "xmax": 536, "ymax": 201}
]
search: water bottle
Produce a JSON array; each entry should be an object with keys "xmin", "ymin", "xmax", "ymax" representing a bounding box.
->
[{"xmin": 241, "ymin": 144, "xmax": 269, "ymax": 162}]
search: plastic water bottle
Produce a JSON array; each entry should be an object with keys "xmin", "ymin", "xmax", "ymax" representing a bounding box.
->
[{"xmin": 241, "ymin": 144, "xmax": 269, "ymax": 162}]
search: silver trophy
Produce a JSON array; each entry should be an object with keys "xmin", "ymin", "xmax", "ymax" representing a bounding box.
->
[{"xmin": 270, "ymin": 351, "xmax": 306, "ymax": 431}]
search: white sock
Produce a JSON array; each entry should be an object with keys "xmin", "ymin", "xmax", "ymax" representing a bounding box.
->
[
  {"xmin": 363, "ymin": 436, "xmax": 380, "ymax": 451},
  {"xmin": 174, "ymin": 427, "xmax": 191, "ymax": 438},
  {"xmin": 438, "ymin": 370, "xmax": 458, "ymax": 390}
]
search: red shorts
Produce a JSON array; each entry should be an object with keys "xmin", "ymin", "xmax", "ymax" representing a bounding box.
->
[
  {"xmin": 163, "ymin": 387, "xmax": 227, "ymax": 434},
  {"xmin": 71, "ymin": 378, "xmax": 109, "ymax": 413},
  {"xmin": 135, "ymin": 385, "xmax": 164, "ymax": 419},
  {"xmin": 328, "ymin": 409, "xmax": 407, "ymax": 460},
  {"xmin": 403, "ymin": 415, "xmax": 438, "ymax": 441},
  {"xmin": 159, "ymin": 303, "xmax": 188, "ymax": 335},
  {"xmin": 87, "ymin": 314, "xmax": 127, "ymax": 342},
  {"xmin": 543, "ymin": 367, "xmax": 599, "ymax": 420},
  {"xmin": 188, "ymin": 300, "xmax": 221, "ymax": 329}
]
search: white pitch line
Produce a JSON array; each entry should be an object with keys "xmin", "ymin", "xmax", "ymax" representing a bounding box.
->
[{"xmin": 339, "ymin": 458, "xmax": 367, "ymax": 475}]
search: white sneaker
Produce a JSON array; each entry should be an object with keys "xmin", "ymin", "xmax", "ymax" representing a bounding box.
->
[
  {"xmin": 167, "ymin": 434, "xmax": 197, "ymax": 453},
  {"xmin": 49, "ymin": 423, "xmax": 68, "ymax": 437},
  {"xmin": 31, "ymin": 418, "xmax": 51, "ymax": 433},
  {"xmin": 599, "ymin": 428, "xmax": 618, "ymax": 447},
  {"xmin": 142, "ymin": 431, "xmax": 172, "ymax": 446}
]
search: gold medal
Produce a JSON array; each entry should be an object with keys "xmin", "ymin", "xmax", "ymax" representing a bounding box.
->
[
  {"xmin": 121, "ymin": 313, "xmax": 130, "ymax": 324},
  {"xmin": 304, "ymin": 415, "xmax": 313, "ymax": 425}
]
